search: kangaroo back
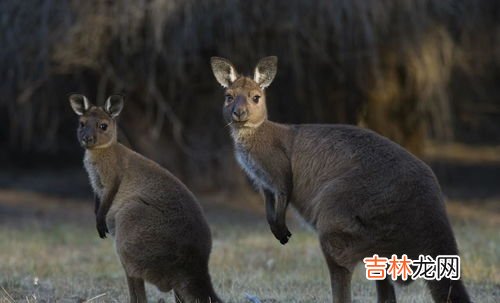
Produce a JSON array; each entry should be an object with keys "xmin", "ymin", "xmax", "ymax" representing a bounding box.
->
[
  {"xmin": 70, "ymin": 94, "xmax": 222, "ymax": 303},
  {"xmin": 211, "ymin": 57, "xmax": 470, "ymax": 303}
]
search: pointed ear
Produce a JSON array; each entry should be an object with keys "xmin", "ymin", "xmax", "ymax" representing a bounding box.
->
[
  {"xmin": 210, "ymin": 57, "xmax": 239, "ymax": 88},
  {"xmin": 254, "ymin": 56, "xmax": 278, "ymax": 89},
  {"xmin": 69, "ymin": 94, "xmax": 91, "ymax": 115},
  {"xmin": 104, "ymin": 94, "xmax": 124, "ymax": 118}
]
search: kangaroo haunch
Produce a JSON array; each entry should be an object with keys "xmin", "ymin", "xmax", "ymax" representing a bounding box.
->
[
  {"xmin": 210, "ymin": 57, "xmax": 471, "ymax": 303},
  {"xmin": 70, "ymin": 94, "xmax": 222, "ymax": 303}
]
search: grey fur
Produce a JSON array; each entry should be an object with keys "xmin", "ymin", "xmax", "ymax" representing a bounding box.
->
[
  {"xmin": 211, "ymin": 57, "xmax": 471, "ymax": 303},
  {"xmin": 70, "ymin": 95, "xmax": 222, "ymax": 303}
]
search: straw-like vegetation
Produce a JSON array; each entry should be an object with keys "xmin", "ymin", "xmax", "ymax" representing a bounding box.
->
[
  {"xmin": 1, "ymin": 0, "xmax": 499, "ymax": 189},
  {"xmin": 0, "ymin": 191, "xmax": 498, "ymax": 302}
]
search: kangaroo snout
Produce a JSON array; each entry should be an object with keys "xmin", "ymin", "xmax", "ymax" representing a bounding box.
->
[
  {"xmin": 69, "ymin": 94, "xmax": 222, "ymax": 303},
  {"xmin": 81, "ymin": 134, "xmax": 94, "ymax": 146},
  {"xmin": 211, "ymin": 56, "xmax": 471, "ymax": 303},
  {"xmin": 232, "ymin": 108, "xmax": 248, "ymax": 121},
  {"xmin": 231, "ymin": 97, "xmax": 249, "ymax": 122}
]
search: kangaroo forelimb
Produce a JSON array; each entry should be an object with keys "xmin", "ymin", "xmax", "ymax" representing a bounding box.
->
[
  {"xmin": 263, "ymin": 189, "xmax": 291, "ymax": 245},
  {"xmin": 263, "ymin": 188, "xmax": 276, "ymax": 226},
  {"xmin": 94, "ymin": 194, "xmax": 100, "ymax": 215},
  {"xmin": 96, "ymin": 178, "xmax": 120, "ymax": 239}
]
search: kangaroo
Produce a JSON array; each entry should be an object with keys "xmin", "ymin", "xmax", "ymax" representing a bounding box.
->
[
  {"xmin": 210, "ymin": 57, "xmax": 471, "ymax": 303},
  {"xmin": 69, "ymin": 94, "xmax": 222, "ymax": 303}
]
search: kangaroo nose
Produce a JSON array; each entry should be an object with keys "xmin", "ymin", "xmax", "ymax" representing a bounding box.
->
[
  {"xmin": 82, "ymin": 135, "xmax": 94, "ymax": 144},
  {"xmin": 232, "ymin": 109, "xmax": 247, "ymax": 121}
]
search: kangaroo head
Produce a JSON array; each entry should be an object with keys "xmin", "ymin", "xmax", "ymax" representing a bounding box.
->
[
  {"xmin": 211, "ymin": 56, "xmax": 277, "ymax": 129},
  {"xmin": 69, "ymin": 94, "xmax": 124, "ymax": 149}
]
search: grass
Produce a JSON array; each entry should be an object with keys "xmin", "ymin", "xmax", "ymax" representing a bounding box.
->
[{"xmin": 0, "ymin": 191, "xmax": 499, "ymax": 302}]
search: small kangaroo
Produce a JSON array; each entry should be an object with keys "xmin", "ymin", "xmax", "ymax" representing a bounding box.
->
[
  {"xmin": 210, "ymin": 57, "xmax": 471, "ymax": 303},
  {"xmin": 69, "ymin": 94, "xmax": 222, "ymax": 303}
]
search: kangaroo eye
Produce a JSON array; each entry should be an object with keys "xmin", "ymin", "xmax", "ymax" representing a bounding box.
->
[
  {"xmin": 225, "ymin": 95, "xmax": 234, "ymax": 103},
  {"xmin": 252, "ymin": 95, "xmax": 261, "ymax": 103},
  {"xmin": 100, "ymin": 123, "xmax": 108, "ymax": 131}
]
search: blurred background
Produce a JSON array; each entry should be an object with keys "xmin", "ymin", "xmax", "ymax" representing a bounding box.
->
[{"xmin": 0, "ymin": 0, "xmax": 499, "ymax": 302}]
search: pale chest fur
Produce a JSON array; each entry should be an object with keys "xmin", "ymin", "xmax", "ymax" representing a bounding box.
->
[
  {"xmin": 235, "ymin": 147, "xmax": 276, "ymax": 193},
  {"xmin": 83, "ymin": 152, "xmax": 110, "ymax": 198},
  {"xmin": 83, "ymin": 155, "xmax": 101, "ymax": 197}
]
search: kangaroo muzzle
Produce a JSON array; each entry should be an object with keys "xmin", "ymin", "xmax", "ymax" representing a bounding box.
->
[
  {"xmin": 81, "ymin": 134, "xmax": 95, "ymax": 147},
  {"xmin": 232, "ymin": 108, "xmax": 248, "ymax": 122},
  {"xmin": 231, "ymin": 97, "xmax": 249, "ymax": 122}
]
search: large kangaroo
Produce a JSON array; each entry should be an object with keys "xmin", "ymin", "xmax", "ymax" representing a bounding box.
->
[
  {"xmin": 69, "ymin": 94, "xmax": 222, "ymax": 303},
  {"xmin": 210, "ymin": 57, "xmax": 471, "ymax": 303}
]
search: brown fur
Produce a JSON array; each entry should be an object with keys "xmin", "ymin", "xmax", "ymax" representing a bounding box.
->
[
  {"xmin": 69, "ymin": 94, "xmax": 222, "ymax": 303},
  {"xmin": 211, "ymin": 57, "xmax": 471, "ymax": 303}
]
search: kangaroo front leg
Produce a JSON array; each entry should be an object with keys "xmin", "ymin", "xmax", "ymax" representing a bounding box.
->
[
  {"xmin": 263, "ymin": 188, "xmax": 276, "ymax": 226},
  {"xmin": 263, "ymin": 188, "xmax": 291, "ymax": 244},
  {"xmin": 94, "ymin": 194, "xmax": 100, "ymax": 215},
  {"xmin": 274, "ymin": 193, "xmax": 292, "ymax": 244},
  {"xmin": 96, "ymin": 178, "xmax": 119, "ymax": 238}
]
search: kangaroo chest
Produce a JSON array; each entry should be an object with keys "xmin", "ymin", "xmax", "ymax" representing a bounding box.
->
[
  {"xmin": 83, "ymin": 153, "xmax": 113, "ymax": 198},
  {"xmin": 235, "ymin": 148, "xmax": 276, "ymax": 193},
  {"xmin": 84, "ymin": 161, "xmax": 103, "ymax": 197}
]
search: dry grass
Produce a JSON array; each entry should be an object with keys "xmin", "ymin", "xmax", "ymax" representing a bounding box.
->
[
  {"xmin": 0, "ymin": 191, "xmax": 498, "ymax": 303},
  {"xmin": 2, "ymin": 0, "xmax": 500, "ymax": 187},
  {"xmin": 424, "ymin": 141, "xmax": 500, "ymax": 165}
]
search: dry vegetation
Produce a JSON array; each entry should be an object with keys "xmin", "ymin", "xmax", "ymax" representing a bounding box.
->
[
  {"xmin": 0, "ymin": 188, "xmax": 498, "ymax": 303},
  {"xmin": 1, "ymin": 1, "xmax": 499, "ymax": 301},
  {"xmin": 1, "ymin": 0, "xmax": 499, "ymax": 190}
]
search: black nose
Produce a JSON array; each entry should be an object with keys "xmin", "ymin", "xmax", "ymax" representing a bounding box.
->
[
  {"xmin": 82, "ymin": 135, "xmax": 94, "ymax": 144},
  {"xmin": 232, "ymin": 109, "xmax": 247, "ymax": 121}
]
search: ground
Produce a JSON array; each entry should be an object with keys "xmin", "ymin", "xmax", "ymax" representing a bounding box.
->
[{"xmin": 0, "ymin": 171, "xmax": 498, "ymax": 303}]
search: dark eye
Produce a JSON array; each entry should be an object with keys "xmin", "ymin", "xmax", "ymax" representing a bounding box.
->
[
  {"xmin": 252, "ymin": 95, "xmax": 261, "ymax": 103},
  {"xmin": 99, "ymin": 123, "xmax": 108, "ymax": 131},
  {"xmin": 79, "ymin": 121, "xmax": 85, "ymax": 127},
  {"xmin": 225, "ymin": 94, "xmax": 234, "ymax": 103}
]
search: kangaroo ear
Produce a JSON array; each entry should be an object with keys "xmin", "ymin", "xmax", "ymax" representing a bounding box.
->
[
  {"xmin": 254, "ymin": 56, "xmax": 278, "ymax": 89},
  {"xmin": 69, "ymin": 94, "xmax": 91, "ymax": 115},
  {"xmin": 104, "ymin": 94, "xmax": 124, "ymax": 118},
  {"xmin": 210, "ymin": 57, "xmax": 239, "ymax": 88}
]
